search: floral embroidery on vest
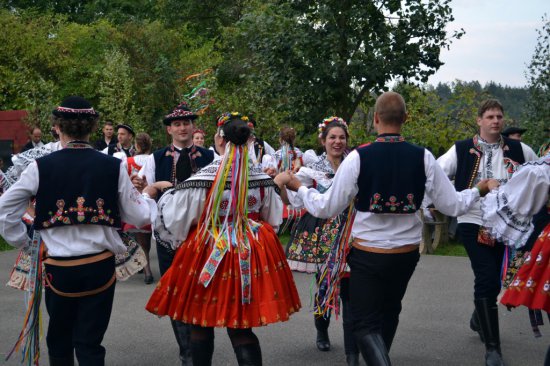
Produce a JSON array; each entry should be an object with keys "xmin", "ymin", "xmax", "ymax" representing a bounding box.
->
[
  {"xmin": 42, "ymin": 197, "xmax": 114, "ymax": 227},
  {"xmin": 369, "ymin": 193, "xmax": 383, "ymax": 211},
  {"xmin": 385, "ymin": 196, "xmax": 401, "ymax": 212},
  {"xmin": 368, "ymin": 193, "xmax": 418, "ymax": 213}
]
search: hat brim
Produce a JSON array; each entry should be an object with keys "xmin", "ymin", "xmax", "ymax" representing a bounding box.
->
[
  {"xmin": 116, "ymin": 124, "xmax": 135, "ymax": 136},
  {"xmin": 163, "ymin": 115, "xmax": 198, "ymax": 125},
  {"xmin": 52, "ymin": 109, "xmax": 99, "ymax": 119}
]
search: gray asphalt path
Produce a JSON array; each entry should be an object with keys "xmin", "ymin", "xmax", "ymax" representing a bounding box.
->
[{"xmin": 1, "ymin": 247, "xmax": 547, "ymax": 365}]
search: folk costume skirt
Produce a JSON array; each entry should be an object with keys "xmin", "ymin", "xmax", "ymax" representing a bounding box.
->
[
  {"xmin": 501, "ymin": 224, "xmax": 550, "ymax": 312},
  {"xmin": 146, "ymin": 222, "xmax": 301, "ymax": 328}
]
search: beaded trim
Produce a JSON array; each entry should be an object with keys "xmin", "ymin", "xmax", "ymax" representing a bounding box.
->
[
  {"xmin": 55, "ymin": 106, "xmax": 97, "ymax": 115},
  {"xmin": 375, "ymin": 135, "xmax": 405, "ymax": 143}
]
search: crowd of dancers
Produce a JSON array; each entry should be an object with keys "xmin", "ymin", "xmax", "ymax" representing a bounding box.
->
[{"xmin": 0, "ymin": 92, "xmax": 549, "ymax": 366}]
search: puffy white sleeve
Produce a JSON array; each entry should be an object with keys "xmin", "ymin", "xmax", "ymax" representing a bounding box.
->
[
  {"xmin": 424, "ymin": 150, "xmax": 480, "ymax": 217},
  {"xmin": 285, "ymin": 168, "xmax": 315, "ymax": 208},
  {"xmin": 0, "ymin": 162, "xmax": 39, "ymax": 248},
  {"xmin": 481, "ymin": 162, "xmax": 550, "ymax": 248},
  {"xmin": 117, "ymin": 163, "xmax": 156, "ymax": 228},
  {"xmin": 296, "ymin": 151, "xmax": 360, "ymax": 219},
  {"xmin": 154, "ymin": 187, "xmax": 206, "ymax": 250},
  {"xmin": 138, "ymin": 154, "xmax": 157, "ymax": 185},
  {"xmin": 260, "ymin": 186, "xmax": 283, "ymax": 231}
]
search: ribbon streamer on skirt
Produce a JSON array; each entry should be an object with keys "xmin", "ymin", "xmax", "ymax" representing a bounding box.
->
[{"xmin": 6, "ymin": 229, "xmax": 44, "ymax": 365}]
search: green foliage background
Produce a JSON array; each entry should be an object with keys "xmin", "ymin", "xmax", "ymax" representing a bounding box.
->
[{"xmin": 0, "ymin": 2, "xmax": 547, "ymax": 154}]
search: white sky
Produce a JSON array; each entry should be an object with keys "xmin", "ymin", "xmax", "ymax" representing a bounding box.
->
[{"xmin": 427, "ymin": 0, "xmax": 550, "ymax": 87}]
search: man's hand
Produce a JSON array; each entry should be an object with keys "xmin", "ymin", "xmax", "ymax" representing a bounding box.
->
[
  {"xmin": 264, "ymin": 167, "xmax": 277, "ymax": 178},
  {"xmin": 142, "ymin": 181, "xmax": 173, "ymax": 200},
  {"xmin": 273, "ymin": 171, "xmax": 292, "ymax": 188},
  {"xmin": 131, "ymin": 174, "xmax": 147, "ymax": 193},
  {"xmin": 475, "ymin": 179, "xmax": 491, "ymax": 197},
  {"xmin": 285, "ymin": 174, "xmax": 302, "ymax": 192},
  {"xmin": 487, "ymin": 179, "xmax": 500, "ymax": 191}
]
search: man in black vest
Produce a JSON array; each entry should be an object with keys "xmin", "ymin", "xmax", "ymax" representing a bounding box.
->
[
  {"xmin": 0, "ymin": 96, "xmax": 153, "ymax": 366},
  {"xmin": 103, "ymin": 124, "xmax": 136, "ymax": 157},
  {"xmin": 279, "ymin": 92, "xmax": 490, "ymax": 366},
  {"xmin": 437, "ymin": 99, "xmax": 537, "ymax": 366},
  {"xmin": 136, "ymin": 101, "xmax": 213, "ymax": 365}
]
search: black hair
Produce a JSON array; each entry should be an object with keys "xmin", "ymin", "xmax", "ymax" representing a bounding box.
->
[{"xmin": 222, "ymin": 118, "xmax": 251, "ymax": 146}]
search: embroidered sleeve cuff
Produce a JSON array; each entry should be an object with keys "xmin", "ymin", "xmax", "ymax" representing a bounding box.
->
[{"xmin": 480, "ymin": 189, "xmax": 533, "ymax": 249}]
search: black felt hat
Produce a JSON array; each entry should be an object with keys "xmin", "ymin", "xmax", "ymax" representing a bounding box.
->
[
  {"xmin": 163, "ymin": 101, "xmax": 198, "ymax": 125},
  {"xmin": 116, "ymin": 124, "xmax": 135, "ymax": 136},
  {"xmin": 52, "ymin": 96, "xmax": 99, "ymax": 119},
  {"xmin": 502, "ymin": 126, "xmax": 527, "ymax": 136}
]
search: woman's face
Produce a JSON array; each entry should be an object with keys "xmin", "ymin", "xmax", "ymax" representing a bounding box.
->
[
  {"xmin": 193, "ymin": 132, "xmax": 205, "ymax": 147},
  {"xmin": 321, "ymin": 126, "xmax": 347, "ymax": 159}
]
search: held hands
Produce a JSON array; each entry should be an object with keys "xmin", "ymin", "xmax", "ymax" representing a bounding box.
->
[
  {"xmin": 142, "ymin": 181, "xmax": 173, "ymax": 200},
  {"xmin": 263, "ymin": 167, "xmax": 277, "ymax": 178},
  {"xmin": 273, "ymin": 171, "xmax": 302, "ymax": 191},
  {"xmin": 475, "ymin": 179, "xmax": 499, "ymax": 197},
  {"xmin": 131, "ymin": 174, "xmax": 147, "ymax": 193}
]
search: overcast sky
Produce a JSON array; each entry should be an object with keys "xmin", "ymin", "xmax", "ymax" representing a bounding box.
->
[{"xmin": 427, "ymin": 1, "xmax": 550, "ymax": 88}]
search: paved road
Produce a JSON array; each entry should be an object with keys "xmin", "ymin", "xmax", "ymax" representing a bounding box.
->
[{"xmin": 1, "ymin": 247, "xmax": 547, "ymax": 365}]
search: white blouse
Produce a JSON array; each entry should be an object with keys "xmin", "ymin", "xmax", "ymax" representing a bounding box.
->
[{"xmin": 481, "ymin": 155, "xmax": 550, "ymax": 248}]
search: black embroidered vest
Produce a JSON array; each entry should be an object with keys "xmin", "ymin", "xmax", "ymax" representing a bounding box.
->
[
  {"xmin": 153, "ymin": 145, "xmax": 214, "ymax": 184},
  {"xmin": 355, "ymin": 135, "xmax": 426, "ymax": 214},
  {"xmin": 34, "ymin": 145, "xmax": 121, "ymax": 230},
  {"xmin": 454, "ymin": 136, "xmax": 525, "ymax": 191}
]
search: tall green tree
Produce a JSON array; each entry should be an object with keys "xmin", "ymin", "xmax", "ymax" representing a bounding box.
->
[
  {"xmin": 523, "ymin": 15, "xmax": 550, "ymax": 149},
  {"xmin": 218, "ymin": 0, "xmax": 463, "ymax": 133}
]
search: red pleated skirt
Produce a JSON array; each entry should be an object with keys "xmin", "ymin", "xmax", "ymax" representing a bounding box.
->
[
  {"xmin": 146, "ymin": 223, "xmax": 301, "ymax": 328},
  {"xmin": 501, "ymin": 224, "xmax": 550, "ymax": 312}
]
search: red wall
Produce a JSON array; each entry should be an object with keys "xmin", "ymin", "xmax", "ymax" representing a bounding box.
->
[{"xmin": 0, "ymin": 110, "xmax": 29, "ymax": 153}]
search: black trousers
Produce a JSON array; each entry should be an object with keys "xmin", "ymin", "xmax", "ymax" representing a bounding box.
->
[
  {"xmin": 457, "ymin": 223, "xmax": 505, "ymax": 301},
  {"xmin": 44, "ymin": 254, "xmax": 116, "ymax": 366},
  {"xmin": 348, "ymin": 248, "xmax": 419, "ymax": 347}
]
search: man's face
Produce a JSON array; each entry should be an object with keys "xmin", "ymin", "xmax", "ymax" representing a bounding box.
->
[
  {"xmin": 477, "ymin": 108, "xmax": 504, "ymax": 140},
  {"xmin": 507, "ymin": 133, "xmax": 522, "ymax": 141},
  {"xmin": 117, "ymin": 128, "xmax": 133, "ymax": 147},
  {"xmin": 167, "ymin": 119, "xmax": 194, "ymax": 146},
  {"xmin": 31, "ymin": 129, "xmax": 42, "ymax": 143},
  {"xmin": 103, "ymin": 125, "xmax": 114, "ymax": 139}
]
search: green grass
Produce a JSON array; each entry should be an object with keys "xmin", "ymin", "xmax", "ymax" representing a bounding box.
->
[
  {"xmin": 0, "ymin": 236, "xmax": 12, "ymax": 252},
  {"xmin": 432, "ymin": 237, "xmax": 467, "ymax": 257}
]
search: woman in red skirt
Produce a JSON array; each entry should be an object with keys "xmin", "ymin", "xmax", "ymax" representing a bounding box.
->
[
  {"xmin": 482, "ymin": 152, "xmax": 550, "ymax": 362},
  {"xmin": 146, "ymin": 113, "xmax": 301, "ymax": 365}
]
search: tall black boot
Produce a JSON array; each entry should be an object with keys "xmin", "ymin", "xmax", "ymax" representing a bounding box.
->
[
  {"xmin": 314, "ymin": 316, "xmax": 331, "ymax": 351},
  {"xmin": 356, "ymin": 333, "xmax": 391, "ymax": 366},
  {"xmin": 345, "ymin": 352, "xmax": 360, "ymax": 366},
  {"xmin": 171, "ymin": 320, "xmax": 192, "ymax": 365},
  {"xmin": 48, "ymin": 355, "xmax": 75, "ymax": 366},
  {"xmin": 470, "ymin": 308, "xmax": 485, "ymax": 343},
  {"xmin": 342, "ymin": 297, "xmax": 360, "ymax": 365},
  {"xmin": 234, "ymin": 343, "xmax": 263, "ymax": 366},
  {"xmin": 544, "ymin": 345, "xmax": 550, "ymax": 366},
  {"xmin": 475, "ymin": 298, "xmax": 505, "ymax": 366},
  {"xmin": 190, "ymin": 338, "xmax": 214, "ymax": 366}
]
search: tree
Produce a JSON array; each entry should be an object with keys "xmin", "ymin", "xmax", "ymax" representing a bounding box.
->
[
  {"xmin": 523, "ymin": 14, "xmax": 550, "ymax": 149},
  {"xmin": 218, "ymin": 0, "xmax": 463, "ymax": 133}
]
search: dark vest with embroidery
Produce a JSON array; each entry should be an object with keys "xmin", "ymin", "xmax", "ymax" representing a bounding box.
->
[
  {"xmin": 454, "ymin": 136, "xmax": 525, "ymax": 191},
  {"xmin": 153, "ymin": 145, "xmax": 214, "ymax": 183},
  {"xmin": 355, "ymin": 137, "xmax": 426, "ymax": 214},
  {"xmin": 34, "ymin": 147, "xmax": 121, "ymax": 230}
]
